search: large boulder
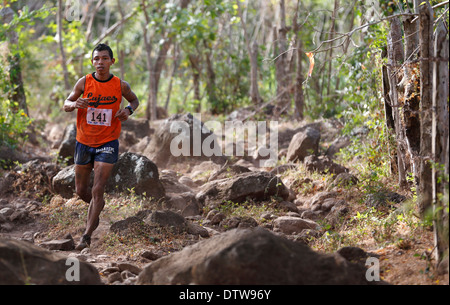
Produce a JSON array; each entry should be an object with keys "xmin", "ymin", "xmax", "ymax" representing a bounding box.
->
[
  {"xmin": 144, "ymin": 210, "xmax": 187, "ymax": 234},
  {"xmin": 57, "ymin": 123, "xmax": 77, "ymax": 165},
  {"xmin": 119, "ymin": 118, "xmax": 153, "ymax": 153},
  {"xmin": 52, "ymin": 152, "xmax": 165, "ymax": 200},
  {"xmin": 196, "ymin": 171, "xmax": 290, "ymax": 208},
  {"xmin": 107, "ymin": 152, "xmax": 165, "ymax": 199},
  {"xmin": 163, "ymin": 192, "xmax": 202, "ymax": 217},
  {"xmin": 304, "ymin": 155, "xmax": 349, "ymax": 175},
  {"xmin": 136, "ymin": 228, "xmax": 384, "ymax": 285},
  {"xmin": 143, "ymin": 113, "xmax": 226, "ymax": 168},
  {"xmin": 0, "ymin": 238, "xmax": 102, "ymax": 285},
  {"xmin": 286, "ymin": 127, "xmax": 321, "ymax": 162},
  {"xmin": 121, "ymin": 118, "xmax": 152, "ymax": 139},
  {"xmin": 52, "ymin": 165, "xmax": 79, "ymax": 199}
]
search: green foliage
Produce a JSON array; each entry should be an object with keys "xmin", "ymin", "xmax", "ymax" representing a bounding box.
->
[
  {"xmin": 0, "ymin": 4, "xmax": 50, "ymax": 147},
  {"xmin": 0, "ymin": 99, "xmax": 31, "ymax": 148}
]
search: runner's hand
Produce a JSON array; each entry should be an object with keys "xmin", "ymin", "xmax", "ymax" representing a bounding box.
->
[
  {"xmin": 75, "ymin": 98, "xmax": 90, "ymax": 109},
  {"xmin": 114, "ymin": 109, "xmax": 129, "ymax": 122}
]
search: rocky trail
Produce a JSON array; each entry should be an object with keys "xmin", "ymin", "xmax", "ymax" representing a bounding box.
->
[{"xmin": 0, "ymin": 114, "xmax": 448, "ymax": 285}]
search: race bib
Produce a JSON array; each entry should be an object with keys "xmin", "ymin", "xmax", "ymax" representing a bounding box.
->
[{"xmin": 86, "ymin": 108, "xmax": 113, "ymax": 126}]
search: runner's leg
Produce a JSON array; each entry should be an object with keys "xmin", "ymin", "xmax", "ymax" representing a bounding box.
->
[
  {"xmin": 75, "ymin": 163, "xmax": 93, "ymax": 203},
  {"xmin": 84, "ymin": 161, "xmax": 115, "ymax": 236}
]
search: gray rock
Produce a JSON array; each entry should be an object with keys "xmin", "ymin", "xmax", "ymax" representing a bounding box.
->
[
  {"xmin": 309, "ymin": 191, "xmax": 339, "ymax": 208},
  {"xmin": 186, "ymin": 222, "xmax": 209, "ymax": 237},
  {"xmin": 160, "ymin": 171, "xmax": 194, "ymax": 195},
  {"xmin": 118, "ymin": 262, "xmax": 142, "ymax": 275},
  {"xmin": 140, "ymin": 250, "xmax": 163, "ymax": 261},
  {"xmin": 110, "ymin": 216, "xmax": 143, "ymax": 234},
  {"xmin": 100, "ymin": 266, "xmax": 120, "ymax": 275},
  {"xmin": 53, "ymin": 152, "xmax": 165, "ymax": 199},
  {"xmin": 107, "ymin": 152, "xmax": 165, "ymax": 199},
  {"xmin": 196, "ymin": 171, "xmax": 290, "ymax": 208},
  {"xmin": 121, "ymin": 118, "xmax": 152, "ymax": 140},
  {"xmin": 0, "ymin": 238, "xmax": 101, "ymax": 285},
  {"xmin": 52, "ymin": 165, "xmax": 78, "ymax": 199},
  {"xmin": 337, "ymin": 246, "xmax": 369, "ymax": 265},
  {"xmin": 0, "ymin": 207, "xmax": 14, "ymax": 217},
  {"xmin": 277, "ymin": 201, "xmax": 299, "ymax": 213},
  {"xmin": 332, "ymin": 172, "xmax": 359, "ymax": 188},
  {"xmin": 326, "ymin": 136, "xmax": 351, "ymax": 159},
  {"xmin": 366, "ymin": 190, "xmax": 406, "ymax": 207},
  {"xmin": 21, "ymin": 231, "xmax": 35, "ymax": 243},
  {"xmin": 164, "ymin": 192, "xmax": 201, "ymax": 217},
  {"xmin": 221, "ymin": 216, "xmax": 258, "ymax": 230},
  {"xmin": 108, "ymin": 271, "xmax": 123, "ymax": 284},
  {"xmin": 210, "ymin": 212, "xmax": 226, "ymax": 225},
  {"xmin": 286, "ymin": 127, "xmax": 321, "ymax": 162},
  {"xmin": 136, "ymin": 228, "xmax": 385, "ymax": 285},
  {"xmin": 58, "ymin": 123, "xmax": 76, "ymax": 164},
  {"xmin": 40, "ymin": 238, "xmax": 75, "ymax": 251},
  {"xmin": 304, "ymin": 155, "xmax": 348, "ymax": 175},
  {"xmin": 145, "ymin": 210, "xmax": 186, "ymax": 233},
  {"xmin": 321, "ymin": 198, "xmax": 345, "ymax": 212},
  {"xmin": 273, "ymin": 216, "xmax": 319, "ymax": 235},
  {"xmin": 208, "ymin": 164, "xmax": 251, "ymax": 182},
  {"xmin": 143, "ymin": 113, "xmax": 227, "ymax": 168}
]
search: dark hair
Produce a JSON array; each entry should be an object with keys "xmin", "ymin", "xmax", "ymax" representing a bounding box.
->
[{"xmin": 92, "ymin": 43, "xmax": 114, "ymax": 59}]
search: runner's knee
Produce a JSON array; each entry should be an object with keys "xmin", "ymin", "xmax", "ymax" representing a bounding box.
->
[
  {"xmin": 75, "ymin": 184, "xmax": 88, "ymax": 198},
  {"xmin": 91, "ymin": 184, "xmax": 106, "ymax": 202}
]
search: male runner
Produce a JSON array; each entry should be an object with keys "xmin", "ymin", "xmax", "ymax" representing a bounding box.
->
[{"xmin": 63, "ymin": 44, "xmax": 139, "ymax": 250}]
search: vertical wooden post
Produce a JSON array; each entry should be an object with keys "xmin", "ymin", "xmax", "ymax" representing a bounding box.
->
[
  {"xmin": 418, "ymin": 1, "xmax": 433, "ymax": 216},
  {"xmin": 387, "ymin": 17, "xmax": 408, "ymax": 189},
  {"xmin": 432, "ymin": 20, "xmax": 449, "ymax": 264}
]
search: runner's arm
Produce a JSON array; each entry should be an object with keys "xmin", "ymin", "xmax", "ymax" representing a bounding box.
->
[
  {"xmin": 64, "ymin": 77, "xmax": 88, "ymax": 112},
  {"xmin": 121, "ymin": 80, "xmax": 139, "ymax": 113},
  {"xmin": 114, "ymin": 80, "xmax": 139, "ymax": 122}
]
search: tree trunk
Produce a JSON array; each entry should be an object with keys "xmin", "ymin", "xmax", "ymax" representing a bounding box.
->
[
  {"xmin": 189, "ymin": 54, "xmax": 202, "ymax": 112},
  {"xmin": 381, "ymin": 47, "xmax": 396, "ymax": 175},
  {"xmin": 249, "ymin": 41, "xmax": 262, "ymax": 105},
  {"xmin": 325, "ymin": 0, "xmax": 339, "ymax": 98},
  {"xmin": 116, "ymin": 0, "xmax": 126, "ymax": 80},
  {"xmin": 273, "ymin": 0, "xmax": 291, "ymax": 114},
  {"xmin": 401, "ymin": 10, "xmax": 421, "ymax": 183},
  {"xmin": 141, "ymin": 0, "xmax": 154, "ymax": 120},
  {"xmin": 204, "ymin": 41, "xmax": 219, "ymax": 114},
  {"xmin": 293, "ymin": 44, "xmax": 304, "ymax": 120},
  {"xmin": 292, "ymin": 0, "xmax": 304, "ymax": 120},
  {"xmin": 236, "ymin": 0, "xmax": 262, "ymax": 105},
  {"xmin": 418, "ymin": 1, "xmax": 433, "ymax": 216},
  {"xmin": 165, "ymin": 44, "xmax": 180, "ymax": 112},
  {"xmin": 432, "ymin": 20, "xmax": 449, "ymax": 264},
  {"xmin": 381, "ymin": 47, "xmax": 395, "ymax": 132},
  {"xmin": 57, "ymin": 0, "xmax": 71, "ymax": 92},
  {"xmin": 387, "ymin": 17, "xmax": 408, "ymax": 189}
]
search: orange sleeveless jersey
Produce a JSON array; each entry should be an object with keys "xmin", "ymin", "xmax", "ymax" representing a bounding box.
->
[{"xmin": 76, "ymin": 73, "xmax": 122, "ymax": 147}]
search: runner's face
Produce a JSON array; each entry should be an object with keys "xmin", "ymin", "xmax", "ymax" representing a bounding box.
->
[{"xmin": 91, "ymin": 50, "xmax": 115, "ymax": 74}]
